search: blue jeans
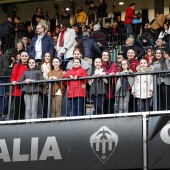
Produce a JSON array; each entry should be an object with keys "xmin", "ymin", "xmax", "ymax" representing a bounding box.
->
[
  {"xmin": 0, "ymin": 78, "xmax": 6, "ymax": 112},
  {"xmin": 69, "ymin": 97, "xmax": 85, "ymax": 116},
  {"xmin": 124, "ymin": 23, "xmax": 133, "ymax": 36}
]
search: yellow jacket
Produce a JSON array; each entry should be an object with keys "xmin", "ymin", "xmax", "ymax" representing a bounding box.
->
[{"xmin": 75, "ymin": 11, "xmax": 87, "ymax": 23}]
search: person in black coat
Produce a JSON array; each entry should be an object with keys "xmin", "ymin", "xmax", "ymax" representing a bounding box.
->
[
  {"xmin": 32, "ymin": 7, "xmax": 45, "ymax": 30},
  {"xmin": 82, "ymin": 31, "xmax": 101, "ymax": 67},
  {"xmin": 14, "ymin": 16, "xmax": 26, "ymax": 48},
  {"xmin": 0, "ymin": 17, "xmax": 14, "ymax": 53}
]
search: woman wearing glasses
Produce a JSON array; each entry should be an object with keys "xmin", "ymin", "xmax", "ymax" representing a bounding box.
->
[
  {"xmin": 153, "ymin": 48, "xmax": 170, "ymax": 110},
  {"xmin": 145, "ymin": 48, "xmax": 154, "ymax": 65}
]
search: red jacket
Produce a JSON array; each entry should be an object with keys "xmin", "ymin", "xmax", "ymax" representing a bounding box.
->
[
  {"xmin": 10, "ymin": 63, "xmax": 28, "ymax": 96},
  {"xmin": 124, "ymin": 7, "xmax": 134, "ymax": 24},
  {"xmin": 129, "ymin": 59, "xmax": 139, "ymax": 73},
  {"xmin": 64, "ymin": 67, "xmax": 88, "ymax": 99}
]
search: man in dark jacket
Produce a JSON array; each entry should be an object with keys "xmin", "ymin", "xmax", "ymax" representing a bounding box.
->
[
  {"xmin": 92, "ymin": 24, "xmax": 108, "ymax": 51},
  {"xmin": 29, "ymin": 24, "xmax": 54, "ymax": 62},
  {"xmin": 0, "ymin": 47, "xmax": 9, "ymax": 114},
  {"xmin": 120, "ymin": 36, "xmax": 145, "ymax": 61},
  {"xmin": 0, "ymin": 17, "xmax": 14, "ymax": 53},
  {"xmin": 14, "ymin": 16, "xmax": 26, "ymax": 48},
  {"xmin": 82, "ymin": 31, "xmax": 101, "ymax": 67}
]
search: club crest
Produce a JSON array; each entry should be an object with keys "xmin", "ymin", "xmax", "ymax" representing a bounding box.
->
[{"xmin": 90, "ymin": 126, "xmax": 118, "ymax": 163}]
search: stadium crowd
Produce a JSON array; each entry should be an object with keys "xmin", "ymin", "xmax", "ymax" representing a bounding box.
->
[{"xmin": 0, "ymin": 1, "xmax": 170, "ymax": 120}]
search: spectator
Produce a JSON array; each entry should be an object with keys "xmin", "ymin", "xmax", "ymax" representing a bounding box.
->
[
  {"xmin": 10, "ymin": 51, "xmax": 29, "ymax": 120},
  {"xmin": 153, "ymin": 38, "xmax": 170, "ymax": 52},
  {"xmin": 116, "ymin": 15, "xmax": 124, "ymax": 31},
  {"xmin": 110, "ymin": 21, "xmax": 121, "ymax": 35},
  {"xmin": 102, "ymin": 22, "xmax": 111, "ymax": 37},
  {"xmin": 127, "ymin": 49, "xmax": 139, "ymax": 73},
  {"xmin": 25, "ymin": 26, "xmax": 35, "ymax": 42},
  {"xmin": 164, "ymin": 50, "xmax": 170, "ymax": 59},
  {"xmin": 158, "ymin": 23, "xmax": 170, "ymax": 43},
  {"xmin": 150, "ymin": 13, "xmax": 170, "ymax": 37},
  {"xmin": 124, "ymin": 3, "xmax": 136, "ymax": 36},
  {"xmin": 66, "ymin": 48, "xmax": 91, "ymax": 75},
  {"xmin": 29, "ymin": 24, "xmax": 54, "ymax": 63},
  {"xmin": 74, "ymin": 25, "xmax": 82, "ymax": 39},
  {"xmin": 59, "ymin": 7, "xmax": 70, "ymax": 21},
  {"xmin": 115, "ymin": 54, "xmax": 124, "ymax": 70},
  {"xmin": 150, "ymin": 13, "xmax": 160, "ymax": 25},
  {"xmin": 96, "ymin": 0, "xmax": 107, "ymax": 23},
  {"xmin": 0, "ymin": 17, "xmax": 13, "ymax": 53},
  {"xmin": 56, "ymin": 19, "xmax": 76, "ymax": 70},
  {"xmin": 75, "ymin": 6, "xmax": 87, "ymax": 27},
  {"xmin": 89, "ymin": 57, "xmax": 107, "ymax": 115},
  {"xmin": 14, "ymin": 16, "xmax": 26, "ymax": 48},
  {"xmin": 10, "ymin": 42, "xmax": 24, "ymax": 57},
  {"xmin": 82, "ymin": 31, "xmax": 101, "ymax": 68},
  {"xmin": 87, "ymin": 1, "xmax": 98, "ymax": 24},
  {"xmin": 121, "ymin": 36, "xmax": 145, "ymax": 60},
  {"xmin": 102, "ymin": 50, "xmax": 118, "ymax": 114},
  {"xmin": 22, "ymin": 36, "xmax": 30, "ymax": 51},
  {"xmin": 153, "ymin": 48, "xmax": 170, "ymax": 110},
  {"xmin": 20, "ymin": 58, "xmax": 44, "ymax": 119},
  {"xmin": 52, "ymin": 25, "xmax": 61, "ymax": 37},
  {"xmin": 47, "ymin": 30, "xmax": 51, "ymax": 36},
  {"xmin": 115, "ymin": 59, "xmax": 134, "ymax": 113},
  {"xmin": 64, "ymin": 58, "xmax": 88, "ymax": 116},
  {"xmin": 39, "ymin": 52, "xmax": 53, "ymax": 118},
  {"xmin": 132, "ymin": 59, "xmax": 154, "ymax": 112},
  {"xmin": 88, "ymin": 23, "xmax": 94, "ymax": 35},
  {"xmin": 36, "ymin": 16, "xmax": 48, "ymax": 32},
  {"xmin": 47, "ymin": 57, "xmax": 66, "ymax": 118},
  {"xmin": 92, "ymin": 24, "xmax": 108, "ymax": 50},
  {"xmin": 0, "ymin": 47, "xmax": 9, "ymax": 114},
  {"xmin": 32, "ymin": 7, "xmax": 45, "ymax": 30},
  {"xmin": 139, "ymin": 23, "xmax": 155, "ymax": 46},
  {"xmin": 145, "ymin": 48, "xmax": 155, "ymax": 65}
]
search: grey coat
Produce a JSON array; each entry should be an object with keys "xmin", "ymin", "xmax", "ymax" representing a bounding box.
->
[
  {"xmin": 153, "ymin": 58, "xmax": 170, "ymax": 85},
  {"xmin": 115, "ymin": 72, "xmax": 134, "ymax": 96},
  {"xmin": 20, "ymin": 68, "xmax": 44, "ymax": 93}
]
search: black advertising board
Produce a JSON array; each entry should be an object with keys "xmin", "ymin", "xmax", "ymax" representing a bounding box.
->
[
  {"xmin": 0, "ymin": 117, "xmax": 143, "ymax": 170},
  {"xmin": 148, "ymin": 116, "xmax": 170, "ymax": 169}
]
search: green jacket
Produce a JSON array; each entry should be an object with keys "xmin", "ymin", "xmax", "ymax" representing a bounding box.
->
[{"xmin": 0, "ymin": 54, "xmax": 9, "ymax": 77}]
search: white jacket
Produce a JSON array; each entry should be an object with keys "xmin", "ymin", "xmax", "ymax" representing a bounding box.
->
[
  {"xmin": 132, "ymin": 65, "xmax": 154, "ymax": 99},
  {"xmin": 56, "ymin": 28, "xmax": 76, "ymax": 59}
]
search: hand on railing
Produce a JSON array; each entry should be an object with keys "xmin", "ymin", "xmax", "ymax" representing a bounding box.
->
[{"xmin": 12, "ymin": 81, "xmax": 17, "ymax": 85}]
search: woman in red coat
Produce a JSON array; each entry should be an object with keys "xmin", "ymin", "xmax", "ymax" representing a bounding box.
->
[
  {"xmin": 10, "ymin": 51, "xmax": 29, "ymax": 120},
  {"xmin": 65, "ymin": 58, "xmax": 88, "ymax": 116}
]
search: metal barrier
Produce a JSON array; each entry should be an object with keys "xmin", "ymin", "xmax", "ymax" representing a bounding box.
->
[{"xmin": 0, "ymin": 70, "xmax": 170, "ymax": 121}]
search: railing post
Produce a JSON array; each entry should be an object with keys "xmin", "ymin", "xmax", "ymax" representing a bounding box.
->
[
  {"xmin": 7, "ymin": 85, "xmax": 12, "ymax": 120},
  {"xmin": 143, "ymin": 113, "xmax": 148, "ymax": 170},
  {"xmin": 153, "ymin": 75, "xmax": 157, "ymax": 111},
  {"xmin": 47, "ymin": 82, "xmax": 52, "ymax": 118}
]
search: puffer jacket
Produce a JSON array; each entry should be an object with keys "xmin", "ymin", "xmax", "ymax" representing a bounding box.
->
[
  {"xmin": 64, "ymin": 67, "xmax": 88, "ymax": 98},
  {"xmin": 20, "ymin": 68, "xmax": 44, "ymax": 94},
  {"xmin": 132, "ymin": 65, "xmax": 154, "ymax": 99}
]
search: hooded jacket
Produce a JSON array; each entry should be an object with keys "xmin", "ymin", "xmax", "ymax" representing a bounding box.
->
[{"xmin": 132, "ymin": 65, "xmax": 154, "ymax": 99}]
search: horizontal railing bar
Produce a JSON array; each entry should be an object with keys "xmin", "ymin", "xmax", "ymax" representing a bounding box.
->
[
  {"xmin": 0, "ymin": 110, "xmax": 170, "ymax": 125},
  {"xmin": 1, "ymin": 70, "xmax": 170, "ymax": 86}
]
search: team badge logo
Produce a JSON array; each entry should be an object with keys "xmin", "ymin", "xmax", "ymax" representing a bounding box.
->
[{"xmin": 90, "ymin": 126, "xmax": 118, "ymax": 163}]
